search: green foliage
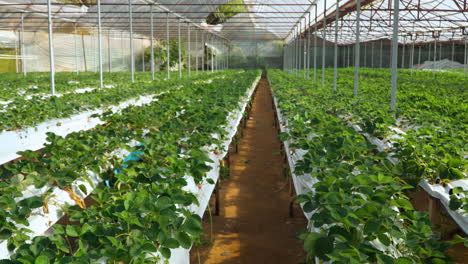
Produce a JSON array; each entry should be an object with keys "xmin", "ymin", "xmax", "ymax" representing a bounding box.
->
[
  {"xmin": 139, "ymin": 40, "xmax": 187, "ymax": 71},
  {"xmin": 0, "ymin": 70, "xmax": 261, "ymax": 262},
  {"xmin": 270, "ymin": 69, "xmax": 465, "ymax": 263},
  {"xmin": 206, "ymin": 0, "xmax": 247, "ymax": 25}
]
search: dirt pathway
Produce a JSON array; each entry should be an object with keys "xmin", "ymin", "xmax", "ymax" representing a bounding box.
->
[{"xmin": 190, "ymin": 78, "xmax": 307, "ymax": 264}]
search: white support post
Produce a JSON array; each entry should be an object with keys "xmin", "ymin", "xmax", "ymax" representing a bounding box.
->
[
  {"xmin": 303, "ymin": 20, "xmax": 307, "ymax": 79},
  {"xmin": 371, "ymin": 42, "xmax": 374, "ymax": 68},
  {"xmin": 166, "ymin": 13, "xmax": 170, "ymax": 79},
  {"xmin": 464, "ymin": 38, "xmax": 467, "ymax": 78},
  {"xmin": 307, "ymin": 11, "xmax": 311, "ymax": 79},
  {"xmin": 107, "ymin": 30, "xmax": 112, "ymax": 73},
  {"xmin": 354, "ymin": 0, "xmax": 360, "ymax": 97},
  {"xmin": 195, "ymin": 29, "xmax": 199, "ymax": 74},
  {"xmin": 74, "ymin": 24, "xmax": 79, "ymax": 74},
  {"xmin": 20, "ymin": 13, "xmax": 26, "ymax": 76},
  {"xmin": 313, "ymin": 5, "xmax": 317, "ymax": 81},
  {"xmin": 418, "ymin": 45, "xmax": 421, "ymax": 67},
  {"xmin": 15, "ymin": 32, "xmax": 18, "ymax": 73},
  {"xmin": 97, "ymin": 0, "xmax": 103, "ymax": 89},
  {"xmin": 211, "ymin": 35, "xmax": 214, "ymax": 72},
  {"xmin": 321, "ymin": 0, "xmax": 327, "ymax": 87},
  {"xmin": 202, "ymin": 32, "xmax": 205, "ymax": 72},
  {"xmin": 333, "ymin": 0, "xmax": 339, "ymax": 90},
  {"xmin": 142, "ymin": 40, "xmax": 145, "ymax": 72},
  {"xmin": 390, "ymin": 0, "xmax": 399, "ymax": 112},
  {"xmin": 178, "ymin": 18, "xmax": 182, "ymax": 78},
  {"xmin": 47, "ymin": 0, "xmax": 55, "ymax": 95},
  {"xmin": 128, "ymin": 0, "xmax": 135, "ymax": 83},
  {"xmin": 380, "ymin": 39, "xmax": 383, "ymax": 68},
  {"xmin": 451, "ymin": 41, "xmax": 455, "ymax": 62},
  {"xmin": 150, "ymin": 5, "xmax": 155, "ymax": 81},
  {"xmin": 187, "ymin": 23, "xmax": 191, "ymax": 76}
]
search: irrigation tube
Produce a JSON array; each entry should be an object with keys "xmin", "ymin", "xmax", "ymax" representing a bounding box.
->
[
  {"xmin": 390, "ymin": 0, "xmax": 399, "ymax": 112},
  {"xmin": 47, "ymin": 0, "xmax": 55, "ymax": 95},
  {"xmin": 97, "ymin": 0, "xmax": 103, "ymax": 89},
  {"xmin": 128, "ymin": 0, "xmax": 135, "ymax": 83},
  {"xmin": 354, "ymin": 0, "xmax": 361, "ymax": 97}
]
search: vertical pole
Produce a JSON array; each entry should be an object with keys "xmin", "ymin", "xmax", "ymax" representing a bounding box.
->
[
  {"xmin": 303, "ymin": 20, "xmax": 307, "ymax": 79},
  {"xmin": 166, "ymin": 13, "xmax": 170, "ymax": 79},
  {"xmin": 107, "ymin": 30, "xmax": 111, "ymax": 73},
  {"xmin": 178, "ymin": 18, "xmax": 182, "ymax": 78},
  {"xmin": 74, "ymin": 23, "xmax": 79, "ymax": 74},
  {"xmin": 348, "ymin": 45, "xmax": 350, "ymax": 67},
  {"xmin": 313, "ymin": 5, "xmax": 318, "ymax": 81},
  {"xmin": 333, "ymin": 0, "xmax": 339, "ymax": 90},
  {"xmin": 195, "ymin": 29, "xmax": 199, "ymax": 74},
  {"xmin": 321, "ymin": 0, "xmax": 327, "ymax": 87},
  {"xmin": 128, "ymin": 0, "xmax": 134, "ymax": 83},
  {"xmin": 188, "ymin": 23, "xmax": 191, "ymax": 76},
  {"xmin": 364, "ymin": 43, "xmax": 367, "ymax": 67},
  {"xmin": 452, "ymin": 41, "xmax": 455, "ymax": 62},
  {"xmin": 97, "ymin": 0, "xmax": 103, "ymax": 89},
  {"xmin": 380, "ymin": 39, "xmax": 383, "ymax": 68},
  {"xmin": 20, "ymin": 13, "xmax": 26, "ymax": 76},
  {"xmin": 142, "ymin": 40, "xmax": 145, "ymax": 72},
  {"xmin": 433, "ymin": 39, "xmax": 437, "ymax": 77},
  {"xmin": 307, "ymin": 11, "xmax": 311, "ymax": 79},
  {"xmin": 410, "ymin": 39, "xmax": 415, "ymax": 74},
  {"xmin": 150, "ymin": 5, "xmax": 155, "ymax": 81},
  {"xmin": 202, "ymin": 32, "xmax": 205, "ymax": 72},
  {"xmin": 15, "ymin": 32, "xmax": 18, "ymax": 73},
  {"xmin": 390, "ymin": 0, "xmax": 399, "ymax": 112},
  {"xmin": 371, "ymin": 42, "xmax": 374, "ymax": 68},
  {"xmin": 464, "ymin": 38, "xmax": 467, "ymax": 78},
  {"xmin": 47, "ymin": 0, "xmax": 55, "ymax": 95},
  {"xmin": 354, "ymin": 0, "xmax": 360, "ymax": 97},
  {"xmin": 418, "ymin": 45, "xmax": 421, "ymax": 67}
]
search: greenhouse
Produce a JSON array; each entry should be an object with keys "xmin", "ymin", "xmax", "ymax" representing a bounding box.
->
[{"xmin": 0, "ymin": 0, "xmax": 467, "ymax": 263}]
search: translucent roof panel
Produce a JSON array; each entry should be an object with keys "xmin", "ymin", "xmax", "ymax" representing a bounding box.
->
[{"xmin": 0, "ymin": 0, "xmax": 466, "ymax": 43}]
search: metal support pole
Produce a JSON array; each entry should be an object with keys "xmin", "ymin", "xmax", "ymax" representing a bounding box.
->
[
  {"xmin": 74, "ymin": 23, "xmax": 79, "ymax": 74},
  {"xmin": 142, "ymin": 40, "xmax": 145, "ymax": 72},
  {"xmin": 178, "ymin": 18, "xmax": 182, "ymax": 78},
  {"xmin": 390, "ymin": 0, "xmax": 399, "ymax": 112},
  {"xmin": 188, "ymin": 23, "xmax": 191, "ymax": 76},
  {"xmin": 20, "ymin": 13, "xmax": 26, "ymax": 76},
  {"xmin": 166, "ymin": 13, "xmax": 170, "ymax": 79},
  {"xmin": 364, "ymin": 43, "xmax": 367, "ymax": 67},
  {"xmin": 321, "ymin": 0, "xmax": 327, "ymax": 87},
  {"xmin": 401, "ymin": 41, "xmax": 405, "ymax": 68},
  {"xmin": 97, "ymin": 0, "xmax": 103, "ymax": 89},
  {"xmin": 464, "ymin": 38, "xmax": 467, "ymax": 78},
  {"xmin": 307, "ymin": 11, "xmax": 311, "ymax": 79},
  {"xmin": 211, "ymin": 35, "xmax": 214, "ymax": 72},
  {"xmin": 195, "ymin": 29, "xmax": 199, "ymax": 74},
  {"xmin": 354, "ymin": 0, "xmax": 361, "ymax": 97},
  {"xmin": 452, "ymin": 41, "xmax": 455, "ymax": 62},
  {"xmin": 150, "ymin": 5, "xmax": 155, "ymax": 80},
  {"xmin": 14, "ymin": 32, "xmax": 18, "ymax": 73},
  {"xmin": 313, "ymin": 5, "xmax": 317, "ymax": 81},
  {"xmin": 333, "ymin": 0, "xmax": 339, "ymax": 90},
  {"xmin": 410, "ymin": 39, "xmax": 415, "ymax": 74},
  {"xmin": 433, "ymin": 40, "xmax": 437, "ymax": 77},
  {"xmin": 129, "ymin": 0, "xmax": 134, "ymax": 83},
  {"xmin": 201, "ymin": 32, "xmax": 205, "ymax": 72},
  {"xmin": 303, "ymin": 20, "xmax": 307, "ymax": 79},
  {"xmin": 107, "ymin": 30, "xmax": 111, "ymax": 73},
  {"xmin": 47, "ymin": 0, "xmax": 55, "ymax": 95},
  {"xmin": 371, "ymin": 42, "xmax": 374, "ymax": 68},
  {"xmin": 348, "ymin": 45, "xmax": 350, "ymax": 67},
  {"xmin": 380, "ymin": 39, "xmax": 383, "ymax": 68},
  {"xmin": 418, "ymin": 45, "xmax": 421, "ymax": 67}
]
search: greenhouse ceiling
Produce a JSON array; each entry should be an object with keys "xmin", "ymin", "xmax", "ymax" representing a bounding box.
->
[{"xmin": 0, "ymin": 0, "xmax": 466, "ymax": 43}]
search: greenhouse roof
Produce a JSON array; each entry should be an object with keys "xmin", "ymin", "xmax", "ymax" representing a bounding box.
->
[{"xmin": 0, "ymin": 0, "xmax": 466, "ymax": 43}]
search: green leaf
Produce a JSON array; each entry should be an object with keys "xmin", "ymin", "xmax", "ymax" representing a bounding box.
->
[
  {"xmin": 66, "ymin": 225, "xmax": 80, "ymax": 237},
  {"xmin": 159, "ymin": 247, "xmax": 171, "ymax": 259},
  {"xmin": 34, "ymin": 256, "xmax": 49, "ymax": 264},
  {"xmin": 378, "ymin": 233, "xmax": 391, "ymax": 247},
  {"xmin": 176, "ymin": 232, "xmax": 192, "ymax": 249}
]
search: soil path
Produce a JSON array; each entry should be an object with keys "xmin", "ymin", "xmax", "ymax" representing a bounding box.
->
[{"xmin": 190, "ymin": 77, "xmax": 307, "ymax": 264}]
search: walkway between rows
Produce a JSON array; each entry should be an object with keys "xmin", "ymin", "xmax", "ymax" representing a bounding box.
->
[{"xmin": 190, "ymin": 77, "xmax": 307, "ymax": 264}]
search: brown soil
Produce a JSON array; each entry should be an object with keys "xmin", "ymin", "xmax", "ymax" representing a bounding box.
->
[{"xmin": 189, "ymin": 78, "xmax": 307, "ymax": 264}]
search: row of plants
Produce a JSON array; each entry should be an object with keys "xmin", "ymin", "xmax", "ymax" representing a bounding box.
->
[
  {"xmin": 269, "ymin": 70, "xmax": 466, "ymax": 263},
  {"xmin": 0, "ymin": 69, "xmax": 260, "ymax": 263},
  {"xmin": 0, "ymin": 71, "xmax": 224, "ymax": 132},
  {"xmin": 288, "ymin": 68, "xmax": 467, "ymax": 209},
  {"xmin": 0, "ymin": 72, "xmax": 165, "ymax": 101}
]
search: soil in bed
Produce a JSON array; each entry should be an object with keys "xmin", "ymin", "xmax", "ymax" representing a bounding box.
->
[{"xmin": 189, "ymin": 77, "xmax": 307, "ymax": 264}]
